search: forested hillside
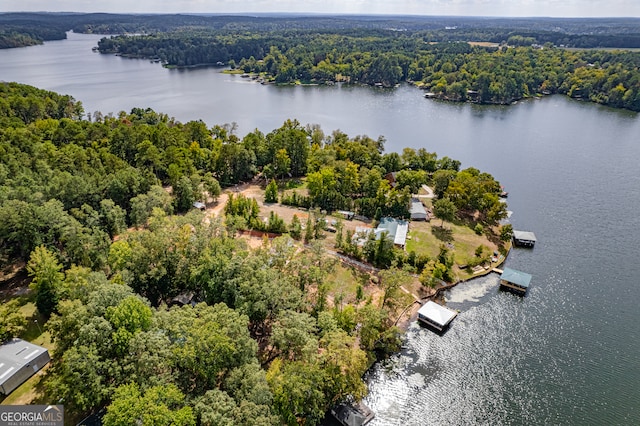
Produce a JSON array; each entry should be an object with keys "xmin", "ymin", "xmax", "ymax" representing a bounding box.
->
[
  {"xmin": 2, "ymin": 13, "xmax": 640, "ymax": 48},
  {"xmin": 2, "ymin": 13, "xmax": 640, "ymax": 109},
  {"xmin": 98, "ymin": 29, "xmax": 640, "ymax": 110}
]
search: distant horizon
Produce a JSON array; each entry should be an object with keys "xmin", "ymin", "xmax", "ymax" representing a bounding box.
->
[
  {"xmin": 4, "ymin": 11, "xmax": 640, "ymax": 19},
  {"xmin": 4, "ymin": 0, "xmax": 640, "ymax": 19}
]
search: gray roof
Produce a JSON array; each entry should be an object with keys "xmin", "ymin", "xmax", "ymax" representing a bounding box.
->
[
  {"xmin": 0, "ymin": 339, "xmax": 47, "ymax": 366},
  {"xmin": 501, "ymin": 267, "xmax": 532, "ymax": 288},
  {"xmin": 513, "ymin": 230, "xmax": 537, "ymax": 241},
  {"xmin": 0, "ymin": 339, "xmax": 49, "ymax": 387},
  {"xmin": 376, "ymin": 217, "xmax": 408, "ymax": 246},
  {"xmin": 410, "ymin": 198, "xmax": 427, "ymax": 216},
  {"xmin": 331, "ymin": 402, "xmax": 374, "ymax": 426},
  {"xmin": 417, "ymin": 301, "xmax": 458, "ymax": 327}
]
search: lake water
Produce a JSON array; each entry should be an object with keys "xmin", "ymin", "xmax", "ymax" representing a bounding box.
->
[{"xmin": 2, "ymin": 32, "xmax": 640, "ymax": 425}]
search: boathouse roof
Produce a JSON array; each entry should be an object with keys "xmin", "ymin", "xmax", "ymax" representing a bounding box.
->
[
  {"xmin": 417, "ymin": 301, "xmax": 457, "ymax": 328},
  {"xmin": 500, "ymin": 267, "xmax": 532, "ymax": 288},
  {"xmin": 513, "ymin": 230, "xmax": 537, "ymax": 241}
]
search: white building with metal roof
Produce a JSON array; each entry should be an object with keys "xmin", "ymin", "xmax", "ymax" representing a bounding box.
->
[
  {"xmin": 376, "ymin": 217, "xmax": 409, "ymax": 247},
  {"xmin": 0, "ymin": 338, "xmax": 50, "ymax": 395},
  {"xmin": 417, "ymin": 301, "xmax": 458, "ymax": 331}
]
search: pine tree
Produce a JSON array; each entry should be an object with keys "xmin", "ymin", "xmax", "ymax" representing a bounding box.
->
[{"xmin": 265, "ymin": 179, "xmax": 279, "ymax": 203}]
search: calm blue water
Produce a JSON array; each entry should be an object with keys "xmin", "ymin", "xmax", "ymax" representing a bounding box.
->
[{"xmin": 2, "ymin": 32, "xmax": 639, "ymax": 425}]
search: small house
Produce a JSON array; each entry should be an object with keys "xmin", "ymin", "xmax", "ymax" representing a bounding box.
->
[
  {"xmin": 376, "ymin": 217, "xmax": 408, "ymax": 248},
  {"xmin": 500, "ymin": 267, "xmax": 532, "ymax": 295},
  {"xmin": 170, "ymin": 292, "xmax": 196, "ymax": 307},
  {"xmin": 513, "ymin": 230, "xmax": 537, "ymax": 248},
  {"xmin": 417, "ymin": 301, "xmax": 458, "ymax": 331},
  {"xmin": 0, "ymin": 338, "xmax": 50, "ymax": 395},
  {"xmin": 410, "ymin": 198, "xmax": 428, "ymax": 221},
  {"xmin": 384, "ymin": 172, "xmax": 398, "ymax": 188},
  {"xmin": 353, "ymin": 226, "xmax": 374, "ymax": 246},
  {"xmin": 192, "ymin": 201, "xmax": 206, "ymax": 211}
]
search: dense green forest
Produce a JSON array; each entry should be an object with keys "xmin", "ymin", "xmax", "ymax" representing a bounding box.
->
[
  {"xmin": 3, "ymin": 13, "xmax": 640, "ymax": 48},
  {"xmin": 2, "ymin": 13, "xmax": 640, "ymax": 109},
  {"xmin": 0, "ymin": 82, "xmax": 509, "ymax": 423},
  {"xmin": 97, "ymin": 30, "xmax": 640, "ymax": 110}
]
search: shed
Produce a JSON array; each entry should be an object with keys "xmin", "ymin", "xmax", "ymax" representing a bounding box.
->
[
  {"xmin": 192, "ymin": 201, "xmax": 206, "ymax": 211},
  {"xmin": 417, "ymin": 301, "xmax": 458, "ymax": 331},
  {"xmin": 513, "ymin": 230, "xmax": 537, "ymax": 248},
  {"xmin": 500, "ymin": 267, "xmax": 532, "ymax": 294},
  {"xmin": 0, "ymin": 338, "xmax": 50, "ymax": 395},
  {"xmin": 336, "ymin": 210, "xmax": 355, "ymax": 220},
  {"xmin": 410, "ymin": 198, "xmax": 428, "ymax": 221}
]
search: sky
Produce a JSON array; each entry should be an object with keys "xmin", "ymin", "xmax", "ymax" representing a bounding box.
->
[{"xmin": 3, "ymin": 0, "xmax": 640, "ymax": 18}]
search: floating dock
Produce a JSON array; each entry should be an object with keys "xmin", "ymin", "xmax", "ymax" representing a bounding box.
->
[{"xmin": 417, "ymin": 301, "xmax": 458, "ymax": 331}]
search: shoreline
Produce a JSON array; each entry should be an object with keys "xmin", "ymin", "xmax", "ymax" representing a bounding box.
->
[{"xmin": 395, "ymin": 242, "xmax": 511, "ymax": 333}]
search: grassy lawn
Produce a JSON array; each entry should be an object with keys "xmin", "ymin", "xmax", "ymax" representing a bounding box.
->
[
  {"xmin": 407, "ymin": 220, "xmax": 499, "ymax": 269},
  {"xmin": 325, "ymin": 262, "xmax": 370, "ymax": 305}
]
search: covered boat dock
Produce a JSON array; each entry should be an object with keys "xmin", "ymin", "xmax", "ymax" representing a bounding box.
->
[
  {"xmin": 331, "ymin": 402, "xmax": 374, "ymax": 426},
  {"xmin": 417, "ymin": 301, "xmax": 458, "ymax": 331},
  {"xmin": 513, "ymin": 230, "xmax": 537, "ymax": 247},
  {"xmin": 500, "ymin": 267, "xmax": 532, "ymax": 295}
]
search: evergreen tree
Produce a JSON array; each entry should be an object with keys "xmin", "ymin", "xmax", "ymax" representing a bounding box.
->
[
  {"xmin": 265, "ymin": 179, "xmax": 279, "ymax": 203},
  {"xmin": 289, "ymin": 215, "xmax": 302, "ymax": 240}
]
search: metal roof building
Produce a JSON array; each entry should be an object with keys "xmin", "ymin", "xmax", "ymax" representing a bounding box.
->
[
  {"xmin": 410, "ymin": 198, "xmax": 428, "ymax": 221},
  {"xmin": 376, "ymin": 217, "xmax": 409, "ymax": 247},
  {"xmin": 0, "ymin": 338, "xmax": 50, "ymax": 395},
  {"xmin": 500, "ymin": 267, "xmax": 533, "ymax": 294},
  {"xmin": 513, "ymin": 230, "xmax": 537, "ymax": 247},
  {"xmin": 417, "ymin": 301, "xmax": 458, "ymax": 331}
]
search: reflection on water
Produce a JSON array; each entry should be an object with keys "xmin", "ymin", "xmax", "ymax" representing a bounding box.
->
[{"xmin": 363, "ymin": 275, "xmax": 579, "ymax": 425}]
